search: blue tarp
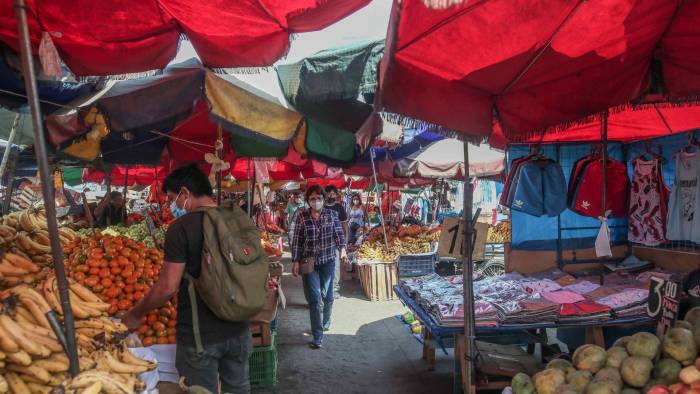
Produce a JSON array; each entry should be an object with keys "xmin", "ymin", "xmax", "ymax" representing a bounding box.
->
[
  {"xmin": 357, "ymin": 127, "xmax": 444, "ymax": 163},
  {"xmin": 508, "ymin": 143, "xmax": 628, "ymax": 250}
]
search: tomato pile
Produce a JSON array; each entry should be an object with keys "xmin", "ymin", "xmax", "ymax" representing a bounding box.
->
[{"xmin": 63, "ymin": 232, "xmax": 178, "ymax": 345}]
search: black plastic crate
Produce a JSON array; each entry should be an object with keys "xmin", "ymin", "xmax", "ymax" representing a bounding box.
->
[{"xmin": 396, "ymin": 253, "xmax": 437, "ymax": 277}]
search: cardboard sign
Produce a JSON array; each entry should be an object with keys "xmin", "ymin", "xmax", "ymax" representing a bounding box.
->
[
  {"xmin": 647, "ymin": 276, "xmax": 681, "ymax": 336},
  {"xmin": 437, "ymin": 217, "xmax": 488, "ymax": 260}
]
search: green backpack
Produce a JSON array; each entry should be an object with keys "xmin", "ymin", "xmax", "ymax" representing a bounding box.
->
[{"xmin": 186, "ymin": 201, "xmax": 269, "ymax": 352}]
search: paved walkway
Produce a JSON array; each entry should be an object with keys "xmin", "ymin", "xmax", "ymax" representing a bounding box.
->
[{"xmin": 255, "ymin": 258, "xmax": 456, "ymax": 394}]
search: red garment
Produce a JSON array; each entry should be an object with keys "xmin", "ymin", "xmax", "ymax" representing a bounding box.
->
[
  {"xmin": 0, "ymin": 0, "xmax": 369, "ymax": 75},
  {"xmin": 378, "ymin": 0, "xmax": 700, "ymax": 140},
  {"xmin": 571, "ymin": 159, "xmax": 630, "ymax": 218},
  {"xmin": 559, "ymin": 301, "xmax": 611, "ymax": 317}
]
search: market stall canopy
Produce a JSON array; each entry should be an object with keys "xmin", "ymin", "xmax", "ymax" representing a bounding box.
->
[
  {"xmin": 81, "ymin": 165, "xmax": 168, "ymax": 186},
  {"xmin": 277, "ymin": 39, "xmax": 384, "ymax": 160},
  {"xmin": 46, "ymin": 60, "xmax": 302, "ymax": 165},
  {"xmin": 394, "ymin": 139, "xmax": 504, "ymax": 179},
  {"xmin": 377, "ymin": 0, "xmax": 700, "ymax": 140},
  {"xmin": 489, "ymin": 103, "xmax": 700, "ymax": 148},
  {"xmin": 0, "ymin": 0, "xmax": 370, "ymax": 75}
]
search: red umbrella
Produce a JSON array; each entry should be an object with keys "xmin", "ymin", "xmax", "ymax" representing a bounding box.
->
[
  {"xmin": 0, "ymin": 0, "xmax": 370, "ymax": 75},
  {"xmin": 377, "ymin": 0, "xmax": 700, "ymax": 140}
]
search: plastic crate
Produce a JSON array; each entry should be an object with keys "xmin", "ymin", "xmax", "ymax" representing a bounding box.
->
[
  {"xmin": 396, "ymin": 253, "xmax": 436, "ymax": 278},
  {"xmin": 249, "ymin": 332, "xmax": 277, "ymax": 388}
]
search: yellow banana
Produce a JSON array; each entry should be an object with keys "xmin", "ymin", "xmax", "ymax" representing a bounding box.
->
[
  {"xmin": 0, "ymin": 318, "xmax": 20, "ymax": 353},
  {"xmin": 6, "ymin": 350, "xmax": 32, "ymax": 366},
  {"xmin": 25, "ymin": 382, "xmax": 52, "ymax": 394},
  {"xmin": 5, "ymin": 373, "xmax": 30, "ymax": 394},
  {"xmin": 18, "ymin": 212, "xmax": 35, "ymax": 232},
  {"xmin": 0, "ymin": 350, "xmax": 5, "ymax": 359},
  {"xmin": 14, "ymin": 305, "xmax": 38, "ymax": 325},
  {"xmin": 79, "ymin": 381, "xmax": 102, "ymax": 394},
  {"xmin": 69, "ymin": 282, "xmax": 103, "ymax": 303},
  {"xmin": 33, "ymin": 357, "xmax": 69, "ymax": 373},
  {"xmin": 17, "ymin": 294, "xmax": 50, "ymax": 329},
  {"xmin": 23, "ymin": 330, "xmax": 63, "ymax": 353},
  {"xmin": 7, "ymin": 365, "xmax": 51, "ymax": 385},
  {"xmin": 0, "ymin": 315, "xmax": 51, "ymax": 357},
  {"xmin": 0, "ymin": 374, "xmax": 7, "ymax": 394},
  {"xmin": 120, "ymin": 344, "xmax": 156, "ymax": 370}
]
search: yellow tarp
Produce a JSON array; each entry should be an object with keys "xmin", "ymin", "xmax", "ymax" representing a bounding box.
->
[{"xmin": 205, "ymin": 71, "xmax": 301, "ymax": 142}]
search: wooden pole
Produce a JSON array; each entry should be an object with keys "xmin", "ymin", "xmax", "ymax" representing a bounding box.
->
[
  {"xmin": 462, "ymin": 141, "xmax": 476, "ymax": 394},
  {"xmin": 122, "ymin": 165, "xmax": 128, "ymax": 224},
  {"xmin": 13, "ymin": 0, "xmax": 80, "ymax": 375},
  {"xmin": 369, "ymin": 148, "xmax": 389, "ymax": 250},
  {"xmin": 599, "ymin": 111, "xmax": 608, "ymax": 286}
]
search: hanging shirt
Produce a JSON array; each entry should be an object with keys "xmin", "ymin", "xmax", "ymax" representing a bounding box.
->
[
  {"xmin": 667, "ymin": 151, "xmax": 700, "ymax": 243},
  {"xmin": 628, "ymin": 157, "xmax": 669, "ymax": 246}
]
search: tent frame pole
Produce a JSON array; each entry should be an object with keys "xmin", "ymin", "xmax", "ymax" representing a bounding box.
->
[
  {"xmin": 216, "ymin": 125, "xmax": 223, "ymax": 205},
  {"xmin": 247, "ymin": 159, "xmax": 253, "ymax": 217},
  {"xmin": 123, "ymin": 165, "xmax": 129, "ymax": 223},
  {"xmin": 462, "ymin": 141, "xmax": 476, "ymax": 393},
  {"xmin": 0, "ymin": 113, "xmax": 20, "ymax": 178},
  {"xmin": 369, "ymin": 148, "xmax": 389, "ymax": 250},
  {"xmin": 599, "ymin": 111, "xmax": 609, "ymax": 285},
  {"xmin": 2, "ymin": 148, "xmax": 18, "ymax": 215},
  {"xmin": 13, "ymin": 0, "xmax": 80, "ymax": 376}
]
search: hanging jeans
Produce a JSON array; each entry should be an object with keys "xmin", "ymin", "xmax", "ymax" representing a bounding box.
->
[{"xmin": 302, "ymin": 261, "xmax": 335, "ymax": 344}]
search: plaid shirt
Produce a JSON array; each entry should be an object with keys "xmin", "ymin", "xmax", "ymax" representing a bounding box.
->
[{"xmin": 291, "ymin": 208, "xmax": 346, "ymax": 265}]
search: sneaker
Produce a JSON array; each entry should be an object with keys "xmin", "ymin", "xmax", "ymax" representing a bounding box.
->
[{"xmin": 309, "ymin": 341, "xmax": 323, "ymax": 349}]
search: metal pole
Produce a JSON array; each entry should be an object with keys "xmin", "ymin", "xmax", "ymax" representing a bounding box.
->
[
  {"xmin": 0, "ymin": 114, "xmax": 20, "ymax": 177},
  {"xmin": 599, "ymin": 111, "xmax": 608, "ymax": 285},
  {"xmin": 462, "ymin": 141, "xmax": 476, "ymax": 394},
  {"xmin": 369, "ymin": 148, "xmax": 389, "ymax": 250},
  {"xmin": 122, "ymin": 165, "xmax": 128, "ymax": 223},
  {"xmin": 13, "ymin": 0, "xmax": 80, "ymax": 375},
  {"xmin": 216, "ymin": 125, "xmax": 223, "ymax": 205},
  {"xmin": 3, "ymin": 161, "xmax": 16, "ymax": 215}
]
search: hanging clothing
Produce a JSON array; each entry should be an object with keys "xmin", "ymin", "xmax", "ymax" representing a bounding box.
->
[
  {"xmin": 510, "ymin": 159, "xmax": 567, "ymax": 217},
  {"xmin": 570, "ymin": 158, "xmax": 630, "ymax": 218},
  {"xmin": 628, "ymin": 157, "xmax": 669, "ymax": 246},
  {"xmin": 667, "ymin": 151, "xmax": 700, "ymax": 243}
]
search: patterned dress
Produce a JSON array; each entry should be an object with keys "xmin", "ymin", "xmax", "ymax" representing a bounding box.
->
[{"xmin": 628, "ymin": 157, "xmax": 669, "ymax": 246}]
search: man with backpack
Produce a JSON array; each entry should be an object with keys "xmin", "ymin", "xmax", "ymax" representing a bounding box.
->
[{"xmin": 122, "ymin": 164, "xmax": 268, "ymax": 394}]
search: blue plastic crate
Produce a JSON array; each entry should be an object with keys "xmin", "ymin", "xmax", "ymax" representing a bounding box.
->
[{"xmin": 396, "ymin": 253, "xmax": 436, "ymax": 277}]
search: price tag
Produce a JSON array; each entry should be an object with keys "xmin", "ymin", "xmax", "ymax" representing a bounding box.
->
[
  {"xmin": 647, "ymin": 276, "xmax": 681, "ymax": 336},
  {"xmin": 437, "ymin": 217, "xmax": 488, "ymax": 260}
]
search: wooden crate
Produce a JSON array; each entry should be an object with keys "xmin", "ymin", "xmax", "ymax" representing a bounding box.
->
[
  {"xmin": 250, "ymin": 322, "xmax": 272, "ymax": 347},
  {"xmin": 357, "ymin": 260, "xmax": 398, "ymax": 301}
]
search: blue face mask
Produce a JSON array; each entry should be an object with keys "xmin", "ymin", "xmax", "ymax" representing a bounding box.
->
[{"xmin": 170, "ymin": 191, "xmax": 188, "ymax": 219}]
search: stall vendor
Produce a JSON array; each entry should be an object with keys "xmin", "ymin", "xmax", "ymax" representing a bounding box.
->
[{"xmin": 94, "ymin": 191, "xmax": 126, "ymax": 227}]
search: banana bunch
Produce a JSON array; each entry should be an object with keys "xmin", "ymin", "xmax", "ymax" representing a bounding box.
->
[
  {"xmin": 0, "ymin": 253, "xmax": 46, "ymax": 288},
  {"xmin": 0, "ymin": 226, "xmax": 16, "ymax": 248},
  {"xmin": 0, "ymin": 281, "xmax": 152, "ymax": 394},
  {"xmin": 41, "ymin": 276, "xmax": 112, "ymax": 333},
  {"xmin": 486, "ymin": 220, "xmax": 511, "ymax": 243}
]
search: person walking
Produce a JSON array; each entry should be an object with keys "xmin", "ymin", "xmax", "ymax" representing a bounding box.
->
[
  {"xmin": 323, "ymin": 185, "xmax": 348, "ymax": 296},
  {"xmin": 348, "ymin": 193, "xmax": 369, "ymax": 244},
  {"xmin": 123, "ymin": 164, "xmax": 254, "ymax": 393},
  {"xmin": 291, "ymin": 185, "xmax": 347, "ymax": 348}
]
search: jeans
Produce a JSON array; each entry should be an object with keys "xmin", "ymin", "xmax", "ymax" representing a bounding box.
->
[
  {"xmin": 175, "ymin": 327, "xmax": 252, "ymax": 394},
  {"xmin": 302, "ymin": 261, "xmax": 335, "ymax": 343}
]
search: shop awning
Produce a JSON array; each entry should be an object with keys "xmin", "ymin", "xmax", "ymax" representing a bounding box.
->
[
  {"xmin": 0, "ymin": 0, "xmax": 370, "ymax": 75},
  {"xmin": 394, "ymin": 139, "xmax": 504, "ymax": 179},
  {"xmin": 377, "ymin": 0, "xmax": 700, "ymax": 140}
]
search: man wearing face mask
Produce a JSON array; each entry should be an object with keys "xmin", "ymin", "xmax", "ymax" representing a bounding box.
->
[
  {"xmin": 323, "ymin": 185, "xmax": 348, "ymax": 297},
  {"xmin": 122, "ymin": 164, "xmax": 252, "ymax": 393}
]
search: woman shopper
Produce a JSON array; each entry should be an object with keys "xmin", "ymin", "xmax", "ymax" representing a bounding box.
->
[
  {"xmin": 291, "ymin": 185, "xmax": 347, "ymax": 349},
  {"xmin": 347, "ymin": 193, "xmax": 369, "ymax": 244}
]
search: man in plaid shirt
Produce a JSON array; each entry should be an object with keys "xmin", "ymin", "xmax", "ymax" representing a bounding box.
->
[{"xmin": 291, "ymin": 185, "xmax": 347, "ymax": 349}]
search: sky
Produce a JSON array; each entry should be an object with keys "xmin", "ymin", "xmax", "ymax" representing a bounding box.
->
[
  {"xmin": 174, "ymin": 0, "xmax": 391, "ymax": 65},
  {"xmin": 172, "ymin": 0, "xmax": 391, "ymax": 103}
]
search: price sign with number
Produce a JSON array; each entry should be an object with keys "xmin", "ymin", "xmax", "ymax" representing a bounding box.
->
[
  {"xmin": 437, "ymin": 217, "xmax": 488, "ymax": 260},
  {"xmin": 647, "ymin": 276, "xmax": 681, "ymax": 336}
]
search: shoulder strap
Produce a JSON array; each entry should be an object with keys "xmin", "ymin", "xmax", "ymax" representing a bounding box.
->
[{"xmin": 184, "ymin": 272, "xmax": 205, "ymax": 355}]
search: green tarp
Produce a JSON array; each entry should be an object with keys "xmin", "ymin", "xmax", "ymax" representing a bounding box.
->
[{"xmin": 305, "ymin": 118, "xmax": 356, "ymax": 167}]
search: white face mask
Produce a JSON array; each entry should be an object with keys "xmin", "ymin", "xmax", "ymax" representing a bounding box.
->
[{"xmin": 311, "ymin": 199, "xmax": 324, "ymax": 211}]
